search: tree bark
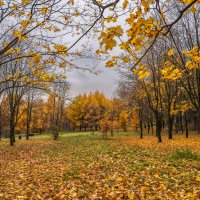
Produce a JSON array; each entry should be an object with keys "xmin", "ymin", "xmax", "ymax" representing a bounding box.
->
[
  {"xmin": 10, "ymin": 123, "xmax": 15, "ymax": 146},
  {"xmin": 168, "ymin": 115, "xmax": 174, "ymax": 139},
  {"xmin": 155, "ymin": 114, "xmax": 162, "ymax": 143},
  {"xmin": 140, "ymin": 119, "xmax": 143, "ymax": 139},
  {"xmin": 198, "ymin": 111, "xmax": 200, "ymax": 134},
  {"xmin": 26, "ymin": 123, "xmax": 30, "ymax": 140},
  {"xmin": 150, "ymin": 117, "xmax": 154, "ymax": 135},
  {"xmin": 147, "ymin": 118, "xmax": 150, "ymax": 134},
  {"xmin": 111, "ymin": 129, "xmax": 113, "ymax": 137},
  {"xmin": 10, "ymin": 110, "xmax": 15, "ymax": 145},
  {"xmin": 184, "ymin": 112, "xmax": 189, "ymax": 138}
]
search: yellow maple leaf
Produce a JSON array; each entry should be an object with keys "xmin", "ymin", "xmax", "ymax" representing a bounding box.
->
[
  {"xmin": 59, "ymin": 61, "xmax": 67, "ymax": 68},
  {"xmin": 13, "ymin": 30, "xmax": 22, "ymax": 38},
  {"xmin": 12, "ymin": 4, "xmax": 18, "ymax": 10},
  {"xmin": 71, "ymin": 0, "xmax": 74, "ymax": 5},
  {"xmin": 20, "ymin": 20, "xmax": 28, "ymax": 28},
  {"xmin": 123, "ymin": 0, "xmax": 128, "ymax": 10},
  {"xmin": 41, "ymin": 7, "xmax": 48, "ymax": 15},
  {"xmin": 167, "ymin": 49, "xmax": 174, "ymax": 56},
  {"xmin": 73, "ymin": 11, "xmax": 79, "ymax": 17},
  {"xmin": 106, "ymin": 60, "xmax": 116, "ymax": 68},
  {"xmin": 0, "ymin": 1, "xmax": 4, "ymax": 6},
  {"xmin": 122, "ymin": 57, "xmax": 129, "ymax": 63},
  {"xmin": 54, "ymin": 44, "xmax": 68, "ymax": 56},
  {"xmin": 21, "ymin": 0, "xmax": 30, "ymax": 4},
  {"xmin": 15, "ymin": 47, "xmax": 21, "ymax": 53},
  {"xmin": 32, "ymin": 54, "xmax": 42, "ymax": 63}
]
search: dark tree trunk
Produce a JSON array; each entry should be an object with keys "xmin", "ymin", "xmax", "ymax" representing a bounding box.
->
[
  {"xmin": 0, "ymin": 109, "xmax": 2, "ymax": 141},
  {"xmin": 193, "ymin": 112, "xmax": 197, "ymax": 131},
  {"xmin": 150, "ymin": 118, "xmax": 154, "ymax": 135},
  {"xmin": 162, "ymin": 121, "xmax": 165, "ymax": 130},
  {"xmin": 155, "ymin": 114, "xmax": 162, "ymax": 143},
  {"xmin": 26, "ymin": 123, "xmax": 30, "ymax": 140},
  {"xmin": 53, "ymin": 131, "xmax": 59, "ymax": 140},
  {"xmin": 10, "ymin": 124, "xmax": 15, "ymax": 146},
  {"xmin": 175, "ymin": 116, "xmax": 179, "ymax": 133},
  {"xmin": 0, "ymin": 127, "xmax": 1, "ymax": 141},
  {"xmin": 103, "ymin": 131, "xmax": 108, "ymax": 139},
  {"xmin": 10, "ymin": 110, "xmax": 15, "ymax": 146},
  {"xmin": 168, "ymin": 115, "xmax": 174, "ymax": 139},
  {"xmin": 180, "ymin": 114, "xmax": 184, "ymax": 134},
  {"xmin": 198, "ymin": 111, "xmax": 200, "ymax": 134},
  {"xmin": 111, "ymin": 129, "xmax": 113, "ymax": 137},
  {"xmin": 184, "ymin": 112, "xmax": 188, "ymax": 138},
  {"xmin": 140, "ymin": 119, "xmax": 143, "ymax": 139},
  {"xmin": 147, "ymin": 118, "xmax": 150, "ymax": 134}
]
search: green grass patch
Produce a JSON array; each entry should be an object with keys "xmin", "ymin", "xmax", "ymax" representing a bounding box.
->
[{"xmin": 170, "ymin": 148, "xmax": 200, "ymax": 160}]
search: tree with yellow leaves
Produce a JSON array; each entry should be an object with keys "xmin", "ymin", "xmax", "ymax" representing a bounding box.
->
[{"xmin": 97, "ymin": 0, "xmax": 200, "ymax": 142}]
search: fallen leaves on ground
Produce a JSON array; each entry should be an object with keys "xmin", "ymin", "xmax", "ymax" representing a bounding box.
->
[{"xmin": 0, "ymin": 133, "xmax": 200, "ymax": 199}]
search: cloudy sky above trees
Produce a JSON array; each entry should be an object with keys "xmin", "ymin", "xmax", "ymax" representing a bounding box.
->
[{"xmin": 67, "ymin": 60, "xmax": 119, "ymax": 98}]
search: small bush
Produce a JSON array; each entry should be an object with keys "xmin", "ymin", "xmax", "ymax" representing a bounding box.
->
[{"xmin": 170, "ymin": 148, "xmax": 199, "ymax": 160}]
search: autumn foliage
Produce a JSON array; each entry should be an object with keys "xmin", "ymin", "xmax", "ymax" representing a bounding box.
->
[
  {"xmin": 0, "ymin": 0, "xmax": 200, "ymax": 198},
  {"xmin": 66, "ymin": 92, "xmax": 135, "ymax": 136}
]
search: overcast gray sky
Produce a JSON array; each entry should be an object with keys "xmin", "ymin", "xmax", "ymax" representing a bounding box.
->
[
  {"xmin": 67, "ymin": 64, "xmax": 119, "ymax": 98},
  {"xmin": 63, "ymin": 2, "xmax": 126, "ymax": 99},
  {"xmin": 66, "ymin": 34, "xmax": 121, "ymax": 98}
]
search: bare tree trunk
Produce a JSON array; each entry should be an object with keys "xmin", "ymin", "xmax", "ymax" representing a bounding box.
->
[
  {"xmin": 155, "ymin": 113, "xmax": 162, "ymax": 143},
  {"xmin": 168, "ymin": 115, "xmax": 174, "ymax": 139},
  {"xmin": 198, "ymin": 111, "xmax": 200, "ymax": 134},
  {"xmin": 184, "ymin": 112, "xmax": 189, "ymax": 138},
  {"xmin": 26, "ymin": 123, "xmax": 30, "ymax": 140},
  {"xmin": 162, "ymin": 120, "xmax": 165, "ymax": 130},
  {"xmin": 10, "ymin": 119, "xmax": 15, "ymax": 146},
  {"xmin": 150, "ymin": 117, "xmax": 154, "ymax": 135},
  {"xmin": 147, "ymin": 118, "xmax": 150, "ymax": 134},
  {"xmin": 180, "ymin": 114, "xmax": 184, "ymax": 134},
  {"xmin": 175, "ymin": 116, "xmax": 179, "ymax": 133},
  {"xmin": 111, "ymin": 129, "xmax": 113, "ymax": 137},
  {"xmin": 0, "ymin": 109, "xmax": 2, "ymax": 141},
  {"xmin": 140, "ymin": 119, "xmax": 143, "ymax": 139}
]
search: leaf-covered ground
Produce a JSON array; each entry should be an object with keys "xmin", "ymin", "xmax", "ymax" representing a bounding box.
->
[{"xmin": 0, "ymin": 133, "xmax": 200, "ymax": 199}]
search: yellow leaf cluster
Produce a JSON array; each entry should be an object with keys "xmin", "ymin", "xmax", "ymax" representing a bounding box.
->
[
  {"xmin": 59, "ymin": 61, "xmax": 67, "ymax": 68},
  {"xmin": 21, "ymin": 0, "xmax": 31, "ymax": 4},
  {"xmin": 122, "ymin": 57, "xmax": 130, "ymax": 63},
  {"xmin": 125, "ymin": 13, "xmax": 157, "ymax": 51},
  {"xmin": 20, "ymin": 20, "xmax": 28, "ymax": 28},
  {"xmin": 73, "ymin": 11, "xmax": 79, "ymax": 17},
  {"xmin": 13, "ymin": 30, "xmax": 22, "ymax": 38},
  {"xmin": 106, "ymin": 60, "xmax": 117, "ymax": 68},
  {"xmin": 41, "ymin": 7, "xmax": 48, "ymax": 15},
  {"xmin": 183, "ymin": 46, "xmax": 200, "ymax": 69},
  {"xmin": 167, "ymin": 49, "xmax": 174, "ymax": 56},
  {"xmin": 105, "ymin": 16, "xmax": 117, "ymax": 23},
  {"xmin": 12, "ymin": 4, "xmax": 18, "ymax": 10},
  {"xmin": 32, "ymin": 54, "xmax": 42, "ymax": 63},
  {"xmin": 161, "ymin": 65, "xmax": 182, "ymax": 80},
  {"xmin": 99, "ymin": 26, "xmax": 123, "ymax": 51},
  {"xmin": 0, "ymin": 0, "xmax": 4, "ymax": 6},
  {"xmin": 134, "ymin": 65, "xmax": 150, "ymax": 80},
  {"xmin": 54, "ymin": 45, "xmax": 68, "ymax": 56},
  {"xmin": 122, "ymin": 0, "xmax": 128, "ymax": 10}
]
